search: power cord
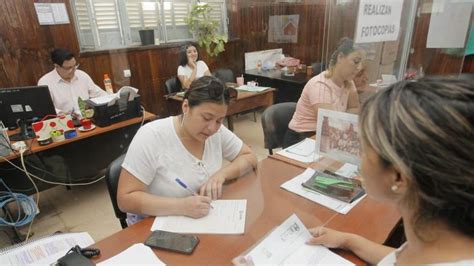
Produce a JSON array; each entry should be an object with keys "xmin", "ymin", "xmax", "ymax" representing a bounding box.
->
[
  {"xmin": 19, "ymin": 147, "xmax": 39, "ymax": 241},
  {"xmin": 66, "ymin": 245, "xmax": 100, "ymax": 258}
]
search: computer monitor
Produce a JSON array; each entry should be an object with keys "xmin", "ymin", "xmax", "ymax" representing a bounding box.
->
[{"xmin": 0, "ymin": 85, "xmax": 57, "ymax": 141}]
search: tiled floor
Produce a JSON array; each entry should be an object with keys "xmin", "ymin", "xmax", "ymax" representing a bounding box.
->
[{"xmin": 0, "ymin": 112, "xmax": 272, "ymax": 248}]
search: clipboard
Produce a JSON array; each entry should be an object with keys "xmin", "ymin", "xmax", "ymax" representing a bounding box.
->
[{"xmin": 302, "ymin": 170, "xmax": 365, "ymax": 203}]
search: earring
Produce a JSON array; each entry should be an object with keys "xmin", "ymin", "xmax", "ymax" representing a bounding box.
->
[
  {"xmin": 181, "ymin": 113, "xmax": 185, "ymax": 127},
  {"xmin": 391, "ymin": 185, "xmax": 399, "ymax": 192}
]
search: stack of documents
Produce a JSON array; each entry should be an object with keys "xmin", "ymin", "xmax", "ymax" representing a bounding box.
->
[
  {"xmin": 236, "ymin": 85, "xmax": 270, "ymax": 92},
  {"xmin": 276, "ymin": 138, "xmax": 320, "ymax": 163},
  {"xmin": 245, "ymin": 214, "xmax": 354, "ymax": 265},
  {"xmin": 89, "ymin": 86, "xmax": 139, "ymax": 105},
  {"xmin": 151, "ymin": 199, "xmax": 247, "ymax": 234},
  {"xmin": 281, "ymin": 168, "xmax": 365, "ymax": 214},
  {"xmin": 97, "ymin": 243, "xmax": 165, "ymax": 265},
  {"xmin": 0, "ymin": 232, "xmax": 94, "ymax": 266}
]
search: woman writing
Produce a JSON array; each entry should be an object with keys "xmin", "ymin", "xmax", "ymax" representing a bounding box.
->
[
  {"xmin": 283, "ymin": 38, "xmax": 363, "ymax": 148},
  {"xmin": 236, "ymin": 77, "xmax": 474, "ymax": 265},
  {"xmin": 177, "ymin": 43, "xmax": 211, "ymax": 90},
  {"xmin": 117, "ymin": 76, "xmax": 257, "ymax": 225}
]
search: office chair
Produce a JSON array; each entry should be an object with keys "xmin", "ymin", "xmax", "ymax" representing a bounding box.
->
[
  {"xmin": 213, "ymin": 68, "xmax": 235, "ymax": 83},
  {"xmin": 261, "ymin": 102, "xmax": 297, "ymax": 155},
  {"xmin": 164, "ymin": 76, "xmax": 182, "ymax": 95},
  {"xmin": 311, "ymin": 62, "xmax": 326, "ymax": 76},
  {"xmin": 214, "ymin": 68, "xmax": 257, "ymax": 122},
  {"xmin": 105, "ymin": 154, "xmax": 128, "ymax": 229}
]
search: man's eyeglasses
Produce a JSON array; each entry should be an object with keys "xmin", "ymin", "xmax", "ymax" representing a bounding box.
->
[{"xmin": 58, "ymin": 64, "xmax": 80, "ymax": 72}]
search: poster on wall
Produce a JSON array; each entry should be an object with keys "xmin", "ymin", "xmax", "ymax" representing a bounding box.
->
[
  {"xmin": 34, "ymin": 3, "xmax": 70, "ymax": 25},
  {"xmin": 354, "ymin": 0, "xmax": 403, "ymax": 43},
  {"xmin": 268, "ymin": 15, "xmax": 299, "ymax": 43}
]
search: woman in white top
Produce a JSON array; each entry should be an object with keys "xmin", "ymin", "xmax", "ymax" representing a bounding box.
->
[
  {"xmin": 234, "ymin": 77, "xmax": 474, "ymax": 265},
  {"xmin": 177, "ymin": 43, "xmax": 211, "ymax": 90},
  {"xmin": 117, "ymin": 76, "xmax": 257, "ymax": 224}
]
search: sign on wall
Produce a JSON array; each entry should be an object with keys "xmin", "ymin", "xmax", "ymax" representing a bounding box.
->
[
  {"xmin": 268, "ymin": 15, "xmax": 299, "ymax": 43},
  {"xmin": 354, "ymin": 0, "xmax": 403, "ymax": 43},
  {"xmin": 34, "ymin": 3, "xmax": 70, "ymax": 25}
]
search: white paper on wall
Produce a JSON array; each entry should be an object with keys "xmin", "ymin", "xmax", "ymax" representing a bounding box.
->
[{"xmin": 426, "ymin": 0, "xmax": 472, "ymax": 48}]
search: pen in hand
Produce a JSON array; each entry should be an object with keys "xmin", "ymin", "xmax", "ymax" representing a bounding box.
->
[{"xmin": 175, "ymin": 178, "xmax": 213, "ymax": 209}]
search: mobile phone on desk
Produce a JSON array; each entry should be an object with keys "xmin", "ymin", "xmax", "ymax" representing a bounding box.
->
[{"xmin": 145, "ymin": 230, "xmax": 199, "ymax": 255}]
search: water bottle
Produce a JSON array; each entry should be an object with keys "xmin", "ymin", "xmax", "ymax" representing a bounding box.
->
[{"xmin": 103, "ymin": 74, "xmax": 113, "ymax": 94}]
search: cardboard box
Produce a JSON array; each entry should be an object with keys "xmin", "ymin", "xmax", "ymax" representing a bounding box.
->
[{"xmin": 381, "ymin": 40, "xmax": 400, "ymax": 65}]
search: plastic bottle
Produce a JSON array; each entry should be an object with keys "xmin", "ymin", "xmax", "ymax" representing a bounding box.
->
[{"xmin": 103, "ymin": 74, "xmax": 113, "ymax": 94}]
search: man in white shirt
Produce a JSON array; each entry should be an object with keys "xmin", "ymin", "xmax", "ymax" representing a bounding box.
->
[{"xmin": 38, "ymin": 48, "xmax": 108, "ymax": 115}]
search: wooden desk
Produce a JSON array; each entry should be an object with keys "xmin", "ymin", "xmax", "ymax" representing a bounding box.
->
[
  {"xmin": 245, "ymin": 68, "xmax": 313, "ymax": 103},
  {"xmin": 0, "ymin": 112, "xmax": 157, "ymax": 193},
  {"xmin": 91, "ymin": 157, "xmax": 400, "ymax": 265},
  {"xmin": 1, "ymin": 112, "xmax": 156, "ymax": 162},
  {"xmin": 166, "ymin": 89, "xmax": 275, "ymax": 131}
]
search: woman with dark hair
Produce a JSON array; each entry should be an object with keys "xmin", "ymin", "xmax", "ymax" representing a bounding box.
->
[
  {"xmin": 177, "ymin": 43, "xmax": 211, "ymax": 89},
  {"xmin": 283, "ymin": 38, "xmax": 364, "ymax": 148},
  {"xmin": 235, "ymin": 77, "xmax": 474, "ymax": 265},
  {"xmin": 117, "ymin": 76, "xmax": 257, "ymax": 225}
]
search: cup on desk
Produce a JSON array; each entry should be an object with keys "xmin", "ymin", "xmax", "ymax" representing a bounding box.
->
[
  {"xmin": 306, "ymin": 65, "xmax": 313, "ymax": 76},
  {"xmin": 247, "ymin": 81, "xmax": 258, "ymax": 87},
  {"xmin": 236, "ymin": 76, "xmax": 244, "ymax": 87},
  {"xmin": 80, "ymin": 118, "xmax": 92, "ymax": 130}
]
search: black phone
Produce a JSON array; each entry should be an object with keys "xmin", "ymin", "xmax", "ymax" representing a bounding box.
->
[{"xmin": 144, "ymin": 230, "xmax": 199, "ymax": 255}]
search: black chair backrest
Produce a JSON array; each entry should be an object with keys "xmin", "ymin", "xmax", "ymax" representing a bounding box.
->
[
  {"xmin": 311, "ymin": 62, "xmax": 326, "ymax": 76},
  {"xmin": 165, "ymin": 76, "xmax": 182, "ymax": 94},
  {"xmin": 214, "ymin": 68, "xmax": 235, "ymax": 83},
  {"xmin": 105, "ymin": 154, "xmax": 128, "ymax": 229},
  {"xmin": 261, "ymin": 102, "xmax": 297, "ymax": 154}
]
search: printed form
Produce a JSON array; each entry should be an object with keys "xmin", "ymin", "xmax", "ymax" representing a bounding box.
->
[
  {"xmin": 246, "ymin": 214, "xmax": 353, "ymax": 265},
  {"xmin": 151, "ymin": 199, "xmax": 247, "ymax": 234}
]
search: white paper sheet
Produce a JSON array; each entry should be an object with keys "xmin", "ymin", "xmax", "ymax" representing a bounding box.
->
[
  {"xmin": 151, "ymin": 200, "xmax": 247, "ymax": 234},
  {"xmin": 89, "ymin": 86, "xmax": 139, "ymax": 106},
  {"xmin": 427, "ymin": 1, "xmax": 472, "ymax": 48},
  {"xmin": 277, "ymin": 138, "xmax": 321, "ymax": 163},
  {"xmin": 236, "ymin": 85, "xmax": 270, "ymax": 93},
  {"xmin": 335, "ymin": 163, "xmax": 359, "ymax": 178},
  {"xmin": 246, "ymin": 214, "xmax": 354, "ymax": 265},
  {"xmin": 0, "ymin": 232, "xmax": 94, "ymax": 266},
  {"xmin": 97, "ymin": 243, "xmax": 165, "ymax": 266},
  {"xmin": 280, "ymin": 169, "xmax": 366, "ymax": 214}
]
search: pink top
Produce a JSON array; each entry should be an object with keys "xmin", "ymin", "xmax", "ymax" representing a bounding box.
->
[{"xmin": 289, "ymin": 71, "xmax": 356, "ymax": 132}]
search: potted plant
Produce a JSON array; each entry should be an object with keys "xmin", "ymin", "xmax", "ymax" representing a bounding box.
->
[{"xmin": 185, "ymin": 2, "xmax": 228, "ymax": 57}]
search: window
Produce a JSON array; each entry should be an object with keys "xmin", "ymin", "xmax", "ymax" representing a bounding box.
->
[{"xmin": 71, "ymin": 0, "xmax": 228, "ymax": 51}]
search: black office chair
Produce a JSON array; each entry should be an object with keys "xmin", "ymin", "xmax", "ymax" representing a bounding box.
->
[
  {"xmin": 213, "ymin": 68, "xmax": 235, "ymax": 83},
  {"xmin": 261, "ymin": 102, "xmax": 297, "ymax": 155},
  {"xmin": 311, "ymin": 62, "xmax": 326, "ymax": 76},
  {"xmin": 165, "ymin": 76, "xmax": 182, "ymax": 95},
  {"xmin": 105, "ymin": 154, "xmax": 128, "ymax": 229}
]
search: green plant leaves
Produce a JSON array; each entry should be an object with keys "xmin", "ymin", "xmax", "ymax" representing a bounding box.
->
[{"xmin": 185, "ymin": 3, "xmax": 228, "ymax": 57}]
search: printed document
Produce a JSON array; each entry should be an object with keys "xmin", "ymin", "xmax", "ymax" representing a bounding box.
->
[
  {"xmin": 335, "ymin": 163, "xmax": 359, "ymax": 178},
  {"xmin": 277, "ymin": 138, "xmax": 320, "ymax": 163},
  {"xmin": 89, "ymin": 86, "xmax": 139, "ymax": 105},
  {"xmin": 281, "ymin": 168, "xmax": 365, "ymax": 214},
  {"xmin": 246, "ymin": 214, "xmax": 354, "ymax": 265},
  {"xmin": 98, "ymin": 243, "xmax": 165, "ymax": 265},
  {"xmin": 0, "ymin": 232, "xmax": 94, "ymax": 266},
  {"xmin": 151, "ymin": 200, "xmax": 247, "ymax": 234}
]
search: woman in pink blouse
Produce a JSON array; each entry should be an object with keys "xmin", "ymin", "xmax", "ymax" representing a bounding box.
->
[{"xmin": 283, "ymin": 38, "xmax": 364, "ymax": 148}]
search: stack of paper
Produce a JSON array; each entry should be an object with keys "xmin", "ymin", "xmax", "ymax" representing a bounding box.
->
[
  {"xmin": 0, "ymin": 232, "xmax": 94, "ymax": 266},
  {"xmin": 151, "ymin": 200, "xmax": 247, "ymax": 234},
  {"xmin": 98, "ymin": 243, "xmax": 165, "ymax": 265},
  {"xmin": 236, "ymin": 85, "xmax": 270, "ymax": 93},
  {"xmin": 245, "ymin": 214, "xmax": 354, "ymax": 265},
  {"xmin": 276, "ymin": 138, "xmax": 320, "ymax": 163},
  {"xmin": 281, "ymin": 168, "xmax": 365, "ymax": 214},
  {"xmin": 89, "ymin": 86, "xmax": 138, "ymax": 106}
]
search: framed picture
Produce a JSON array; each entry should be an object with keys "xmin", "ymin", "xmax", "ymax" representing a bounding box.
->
[{"xmin": 315, "ymin": 109, "xmax": 360, "ymax": 165}]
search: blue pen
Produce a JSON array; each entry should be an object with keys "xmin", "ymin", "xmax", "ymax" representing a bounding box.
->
[{"xmin": 175, "ymin": 178, "xmax": 214, "ymax": 209}]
